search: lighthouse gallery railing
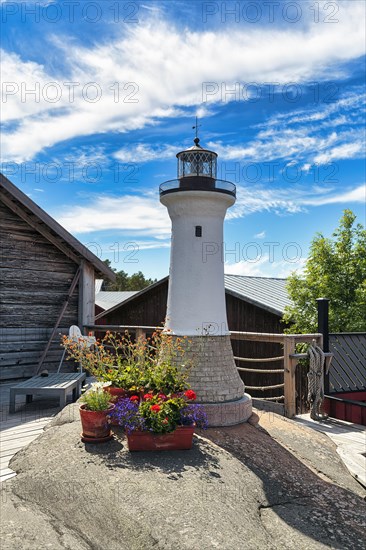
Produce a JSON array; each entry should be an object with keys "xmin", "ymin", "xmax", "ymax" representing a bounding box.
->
[{"xmin": 159, "ymin": 179, "xmax": 236, "ymax": 197}]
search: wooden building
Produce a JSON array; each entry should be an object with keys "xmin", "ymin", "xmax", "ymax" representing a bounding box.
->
[
  {"xmin": 94, "ymin": 283, "xmax": 137, "ymax": 318},
  {"xmin": 95, "ymin": 275, "xmax": 291, "ymax": 398},
  {"xmin": 0, "ymin": 175, "xmax": 115, "ymax": 380}
]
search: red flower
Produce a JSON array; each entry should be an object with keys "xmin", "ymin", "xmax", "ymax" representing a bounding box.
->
[
  {"xmin": 151, "ymin": 404, "xmax": 161, "ymax": 413},
  {"xmin": 158, "ymin": 393, "xmax": 167, "ymax": 401},
  {"xmin": 143, "ymin": 393, "xmax": 153, "ymax": 400},
  {"xmin": 162, "ymin": 417, "xmax": 169, "ymax": 425},
  {"xmin": 185, "ymin": 390, "xmax": 197, "ymax": 400},
  {"xmin": 130, "ymin": 395, "xmax": 139, "ymax": 402}
]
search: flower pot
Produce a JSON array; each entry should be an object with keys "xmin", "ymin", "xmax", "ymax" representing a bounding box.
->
[
  {"xmin": 79, "ymin": 404, "xmax": 115, "ymax": 443},
  {"xmin": 126, "ymin": 425, "xmax": 195, "ymax": 452},
  {"xmin": 104, "ymin": 387, "xmax": 129, "ymax": 399}
]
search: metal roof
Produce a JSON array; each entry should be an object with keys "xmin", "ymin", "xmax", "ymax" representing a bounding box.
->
[
  {"xmin": 95, "ymin": 279, "xmax": 104, "ymax": 294},
  {"xmin": 95, "ymin": 291, "xmax": 138, "ymax": 311},
  {"xmin": 94, "ymin": 277, "xmax": 169, "ymax": 320},
  {"xmin": 224, "ymin": 275, "xmax": 292, "ymax": 316}
]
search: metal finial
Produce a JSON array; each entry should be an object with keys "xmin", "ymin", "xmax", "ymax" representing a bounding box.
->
[{"xmin": 192, "ymin": 116, "xmax": 202, "ymax": 142}]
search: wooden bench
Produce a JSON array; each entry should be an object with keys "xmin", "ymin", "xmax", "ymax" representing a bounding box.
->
[{"xmin": 9, "ymin": 373, "xmax": 86, "ymax": 414}]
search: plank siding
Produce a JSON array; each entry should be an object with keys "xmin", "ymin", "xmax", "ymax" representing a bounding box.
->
[
  {"xmin": 101, "ymin": 280, "xmax": 169, "ymax": 329},
  {"xmin": 0, "ymin": 200, "xmax": 79, "ymax": 379},
  {"xmin": 225, "ymin": 293, "xmax": 285, "ymax": 399},
  {"xmin": 329, "ymin": 333, "xmax": 366, "ymax": 393}
]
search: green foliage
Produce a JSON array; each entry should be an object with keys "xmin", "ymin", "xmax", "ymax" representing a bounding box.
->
[
  {"xmin": 145, "ymin": 363, "xmax": 191, "ymax": 394},
  {"xmin": 139, "ymin": 397, "xmax": 185, "ymax": 433},
  {"xmin": 80, "ymin": 383, "xmax": 115, "ymax": 411},
  {"xmin": 102, "ymin": 262, "xmax": 157, "ymax": 291},
  {"xmin": 62, "ymin": 330, "xmax": 193, "ymax": 394},
  {"xmin": 283, "ymin": 210, "xmax": 366, "ymax": 333}
]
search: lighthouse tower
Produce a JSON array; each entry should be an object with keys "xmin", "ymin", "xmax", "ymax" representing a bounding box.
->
[{"xmin": 160, "ymin": 137, "xmax": 252, "ymax": 426}]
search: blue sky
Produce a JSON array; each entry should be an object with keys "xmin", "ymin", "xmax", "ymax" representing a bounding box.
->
[{"xmin": 1, "ymin": 0, "xmax": 365, "ymax": 280}]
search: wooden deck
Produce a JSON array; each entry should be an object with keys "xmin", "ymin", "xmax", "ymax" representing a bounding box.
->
[
  {"xmin": 295, "ymin": 413, "xmax": 366, "ymax": 488},
  {"xmin": 1, "ymin": 381, "xmax": 62, "ymax": 482}
]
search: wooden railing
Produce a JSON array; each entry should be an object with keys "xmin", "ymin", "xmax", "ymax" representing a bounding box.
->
[
  {"xmin": 231, "ymin": 331, "xmax": 328, "ymax": 417},
  {"xmin": 84, "ymin": 325, "xmax": 329, "ymax": 419}
]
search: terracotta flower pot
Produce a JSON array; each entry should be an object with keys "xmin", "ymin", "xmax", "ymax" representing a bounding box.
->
[
  {"xmin": 104, "ymin": 387, "xmax": 129, "ymax": 399},
  {"xmin": 79, "ymin": 403, "xmax": 115, "ymax": 443},
  {"xmin": 103, "ymin": 387, "xmax": 145, "ymax": 399},
  {"xmin": 126, "ymin": 425, "xmax": 195, "ymax": 452}
]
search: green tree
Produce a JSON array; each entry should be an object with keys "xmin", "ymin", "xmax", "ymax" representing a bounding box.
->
[
  {"xmin": 102, "ymin": 262, "xmax": 157, "ymax": 291},
  {"xmin": 283, "ymin": 210, "xmax": 366, "ymax": 333}
]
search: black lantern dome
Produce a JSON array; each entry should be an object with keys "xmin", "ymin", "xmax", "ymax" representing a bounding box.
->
[
  {"xmin": 177, "ymin": 137, "xmax": 217, "ymax": 179},
  {"xmin": 159, "ymin": 138, "xmax": 236, "ymax": 198}
]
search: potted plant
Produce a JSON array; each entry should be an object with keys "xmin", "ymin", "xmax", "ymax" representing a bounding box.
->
[
  {"xmin": 62, "ymin": 330, "xmax": 193, "ymax": 397},
  {"xmin": 79, "ymin": 382, "xmax": 116, "ymax": 443},
  {"xmin": 62, "ymin": 330, "xmax": 202, "ymax": 445},
  {"xmin": 111, "ymin": 389, "xmax": 208, "ymax": 451}
]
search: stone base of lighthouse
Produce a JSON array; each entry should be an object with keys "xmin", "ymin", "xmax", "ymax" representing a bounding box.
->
[{"xmin": 173, "ymin": 335, "xmax": 252, "ymax": 427}]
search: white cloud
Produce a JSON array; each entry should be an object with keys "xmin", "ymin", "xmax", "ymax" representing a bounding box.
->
[
  {"xmin": 303, "ymin": 184, "xmax": 366, "ymax": 206},
  {"xmin": 1, "ymin": 1, "xmax": 365, "ymax": 162},
  {"xmin": 230, "ymin": 183, "xmax": 366, "ymax": 218},
  {"xmin": 213, "ymin": 91, "xmax": 365, "ymax": 166},
  {"xmin": 209, "ymin": 125, "xmax": 364, "ymax": 166},
  {"xmin": 313, "ymin": 143, "xmax": 363, "ymax": 164},
  {"xmin": 55, "ymin": 194, "xmax": 171, "ymax": 237},
  {"xmin": 114, "ymin": 144, "xmax": 178, "ymax": 163},
  {"xmin": 225, "ymin": 257, "xmax": 306, "ymax": 278},
  {"xmin": 254, "ymin": 231, "xmax": 266, "ymax": 239},
  {"xmin": 130, "ymin": 240, "xmax": 170, "ymax": 251}
]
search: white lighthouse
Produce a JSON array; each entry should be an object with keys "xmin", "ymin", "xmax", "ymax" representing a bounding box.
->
[{"xmin": 160, "ymin": 136, "xmax": 252, "ymax": 426}]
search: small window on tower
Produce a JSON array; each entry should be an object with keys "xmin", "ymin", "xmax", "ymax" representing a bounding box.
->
[{"xmin": 195, "ymin": 225, "xmax": 202, "ymax": 237}]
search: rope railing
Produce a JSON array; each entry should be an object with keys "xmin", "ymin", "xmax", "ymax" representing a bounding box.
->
[
  {"xmin": 245, "ymin": 383, "xmax": 285, "ymax": 391},
  {"xmin": 234, "ymin": 355, "xmax": 284, "ymax": 363},
  {"xmin": 258, "ymin": 395, "xmax": 285, "ymax": 401},
  {"xmin": 236, "ymin": 365, "xmax": 284, "ymax": 374}
]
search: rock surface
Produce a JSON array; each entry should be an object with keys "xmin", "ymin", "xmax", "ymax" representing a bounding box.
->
[{"xmin": 1, "ymin": 405, "xmax": 365, "ymax": 550}]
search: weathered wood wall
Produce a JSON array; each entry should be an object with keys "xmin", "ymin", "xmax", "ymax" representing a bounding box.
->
[
  {"xmin": 98, "ymin": 280, "xmax": 169, "ymax": 329},
  {"xmin": 225, "ymin": 294, "xmax": 285, "ymax": 399},
  {"xmin": 0, "ymin": 201, "xmax": 79, "ymax": 379}
]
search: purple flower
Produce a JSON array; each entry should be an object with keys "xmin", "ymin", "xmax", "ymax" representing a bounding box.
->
[
  {"xmin": 179, "ymin": 404, "xmax": 208, "ymax": 429},
  {"xmin": 111, "ymin": 398, "xmax": 147, "ymax": 433}
]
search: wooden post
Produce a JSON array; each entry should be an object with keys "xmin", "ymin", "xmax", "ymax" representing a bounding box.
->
[
  {"xmin": 79, "ymin": 261, "xmax": 95, "ymax": 335},
  {"xmin": 283, "ymin": 335, "xmax": 296, "ymax": 418},
  {"xmin": 135, "ymin": 328, "xmax": 146, "ymax": 340}
]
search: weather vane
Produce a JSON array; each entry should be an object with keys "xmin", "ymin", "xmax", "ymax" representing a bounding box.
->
[{"xmin": 192, "ymin": 116, "xmax": 202, "ymax": 141}]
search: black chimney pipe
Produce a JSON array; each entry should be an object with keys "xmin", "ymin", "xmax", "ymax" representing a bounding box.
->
[{"xmin": 317, "ymin": 298, "xmax": 330, "ymax": 394}]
